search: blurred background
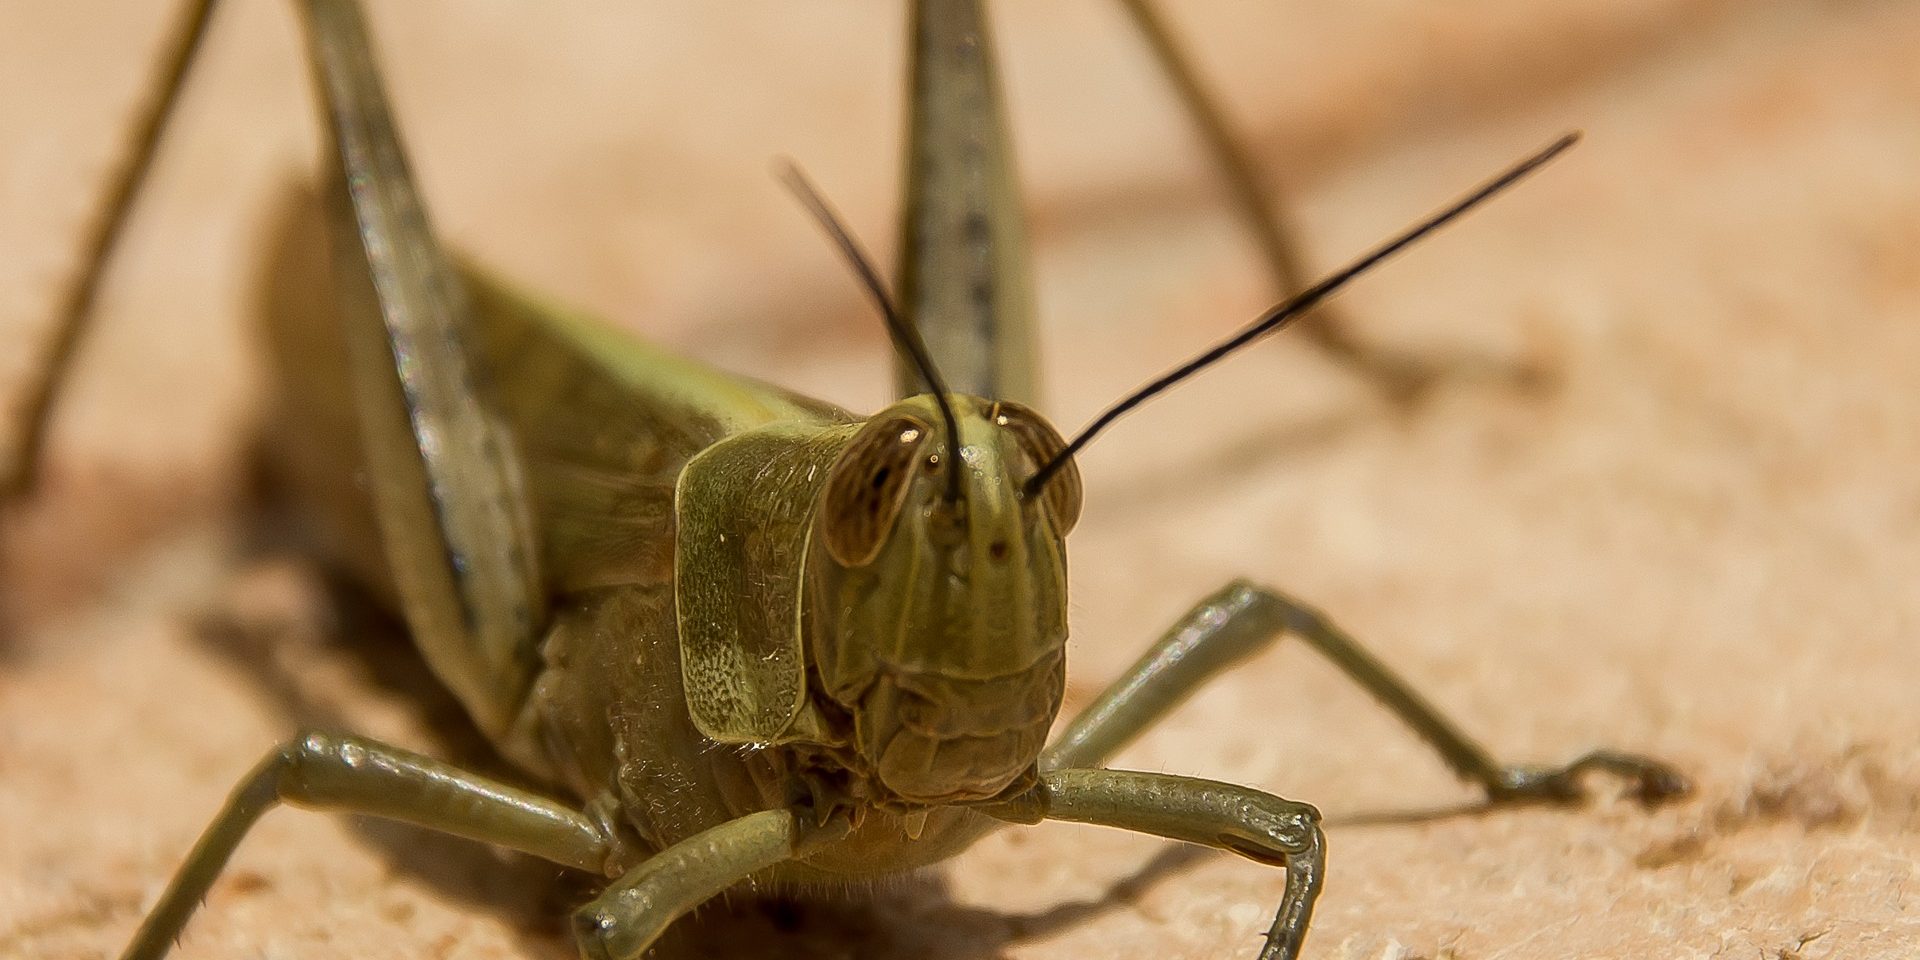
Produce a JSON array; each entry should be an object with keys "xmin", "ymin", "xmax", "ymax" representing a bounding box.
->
[{"xmin": 2, "ymin": 1, "xmax": 1917, "ymax": 958}]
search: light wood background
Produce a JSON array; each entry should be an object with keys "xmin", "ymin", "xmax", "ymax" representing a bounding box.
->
[{"xmin": 3, "ymin": 2, "xmax": 1916, "ymax": 958}]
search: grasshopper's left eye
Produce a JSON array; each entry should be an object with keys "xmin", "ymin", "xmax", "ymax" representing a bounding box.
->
[
  {"xmin": 993, "ymin": 401, "xmax": 1081, "ymax": 534},
  {"xmin": 821, "ymin": 416, "xmax": 932, "ymax": 566}
]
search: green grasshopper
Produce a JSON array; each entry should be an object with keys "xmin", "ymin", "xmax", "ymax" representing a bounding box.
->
[{"xmin": 10, "ymin": 1, "xmax": 1689, "ymax": 959}]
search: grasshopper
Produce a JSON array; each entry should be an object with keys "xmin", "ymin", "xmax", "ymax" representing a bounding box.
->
[{"xmin": 9, "ymin": 1, "xmax": 1690, "ymax": 959}]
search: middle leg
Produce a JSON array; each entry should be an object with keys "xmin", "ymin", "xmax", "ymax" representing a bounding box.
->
[
  {"xmin": 1045, "ymin": 579, "xmax": 1689, "ymax": 805},
  {"xmin": 117, "ymin": 731, "xmax": 614, "ymax": 960}
]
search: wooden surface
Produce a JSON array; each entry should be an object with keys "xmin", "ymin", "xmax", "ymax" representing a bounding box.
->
[{"xmin": 3, "ymin": 1, "xmax": 1917, "ymax": 958}]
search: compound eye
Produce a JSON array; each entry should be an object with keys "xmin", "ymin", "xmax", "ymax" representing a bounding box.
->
[
  {"xmin": 993, "ymin": 400, "xmax": 1082, "ymax": 535},
  {"xmin": 820, "ymin": 416, "xmax": 932, "ymax": 566}
]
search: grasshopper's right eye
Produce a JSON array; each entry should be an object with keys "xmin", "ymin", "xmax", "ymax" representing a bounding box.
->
[{"xmin": 821, "ymin": 416, "xmax": 932, "ymax": 566}]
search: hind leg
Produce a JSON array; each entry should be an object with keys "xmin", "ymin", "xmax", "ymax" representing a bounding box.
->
[
  {"xmin": 2, "ymin": 0, "xmax": 218, "ymax": 501},
  {"xmin": 1113, "ymin": 0, "xmax": 1537, "ymax": 402}
]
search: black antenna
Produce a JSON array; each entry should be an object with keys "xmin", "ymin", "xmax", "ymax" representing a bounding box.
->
[
  {"xmin": 1025, "ymin": 132, "xmax": 1582, "ymax": 497},
  {"xmin": 777, "ymin": 160, "xmax": 966, "ymax": 502}
]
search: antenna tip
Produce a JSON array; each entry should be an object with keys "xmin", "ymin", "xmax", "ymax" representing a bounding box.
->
[
  {"xmin": 1542, "ymin": 131, "xmax": 1582, "ymax": 160},
  {"xmin": 770, "ymin": 156, "xmax": 804, "ymax": 189}
]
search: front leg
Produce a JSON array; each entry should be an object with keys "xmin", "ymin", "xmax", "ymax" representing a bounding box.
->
[
  {"xmin": 572, "ymin": 808, "xmax": 848, "ymax": 960},
  {"xmin": 1047, "ymin": 579, "xmax": 1689, "ymax": 806},
  {"xmin": 977, "ymin": 768, "xmax": 1325, "ymax": 960}
]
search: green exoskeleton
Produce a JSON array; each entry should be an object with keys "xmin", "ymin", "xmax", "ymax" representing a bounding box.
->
[{"xmin": 8, "ymin": 1, "xmax": 1691, "ymax": 959}]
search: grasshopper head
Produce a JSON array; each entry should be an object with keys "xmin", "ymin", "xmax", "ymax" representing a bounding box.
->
[
  {"xmin": 784, "ymin": 132, "xmax": 1580, "ymax": 811},
  {"xmin": 807, "ymin": 394, "xmax": 1082, "ymax": 806}
]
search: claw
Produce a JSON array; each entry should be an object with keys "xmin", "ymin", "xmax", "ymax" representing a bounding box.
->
[{"xmin": 1488, "ymin": 749, "xmax": 1691, "ymax": 808}]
